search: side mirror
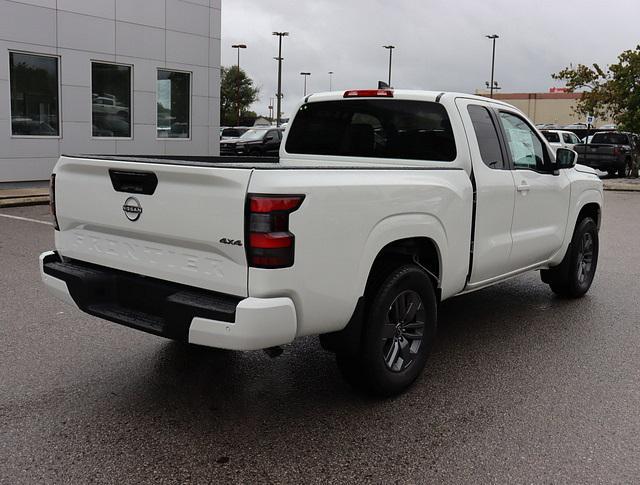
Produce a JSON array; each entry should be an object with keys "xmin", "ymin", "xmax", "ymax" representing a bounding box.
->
[{"xmin": 556, "ymin": 147, "xmax": 577, "ymax": 169}]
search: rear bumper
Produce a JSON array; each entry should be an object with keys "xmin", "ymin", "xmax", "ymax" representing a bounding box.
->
[
  {"xmin": 578, "ymin": 157, "xmax": 624, "ymax": 170},
  {"xmin": 39, "ymin": 251, "xmax": 297, "ymax": 350}
]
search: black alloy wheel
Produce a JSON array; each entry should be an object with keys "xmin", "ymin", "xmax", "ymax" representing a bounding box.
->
[
  {"xmin": 381, "ymin": 290, "xmax": 426, "ymax": 372},
  {"xmin": 335, "ymin": 264, "xmax": 437, "ymax": 397}
]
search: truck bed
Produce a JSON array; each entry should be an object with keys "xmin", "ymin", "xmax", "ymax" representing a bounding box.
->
[
  {"xmin": 68, "ymin": 154, "xmax": 281, "ymax": 169},
  {"xmin": 64, "ymin": 154, "xmax": 464, "ymax": 171}
]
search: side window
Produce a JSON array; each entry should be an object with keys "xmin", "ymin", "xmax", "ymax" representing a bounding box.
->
[
  {"xmin": 562, "ymin": 133, "xmax": 573, "ymax": 144},
  {"xmin": 499, "ymin": 112, "xmax": 550, "ymax": 171},
  {"xmin": 467, "ymin": 105, "xmax": 505, "ymax": 169},
  {"xmin": 570, "ymin": 133, "xmax": 581, "ymax": 144}
]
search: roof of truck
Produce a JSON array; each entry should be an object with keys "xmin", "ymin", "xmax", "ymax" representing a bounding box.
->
[{"xmin": 304, "ymin": 89, "xmax": 516, "ymax": 109}]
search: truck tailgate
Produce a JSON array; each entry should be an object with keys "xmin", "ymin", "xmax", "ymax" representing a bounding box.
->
[{"xmin": 53, "ymin": 156, "xmax": 251, "ymax": 297}]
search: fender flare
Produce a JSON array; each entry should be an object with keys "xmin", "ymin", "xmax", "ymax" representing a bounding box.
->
[
  {"xmin": 355, "ymin": 213, "xmax": 447, "ymax": 297},
  {"xmin": 551, "ymin": 188, "xmax": 603, "ymax": 265}
]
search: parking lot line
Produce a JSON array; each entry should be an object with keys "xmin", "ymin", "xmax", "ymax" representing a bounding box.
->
[{"xmin": 0, "ymin": 213, "xmax": 52, "ymax": 226}]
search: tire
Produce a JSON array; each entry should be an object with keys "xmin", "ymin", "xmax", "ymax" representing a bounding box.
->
[
  {"xmin": 618, "ymin": 165, "xmax": 627, "ymax": 178},
  {"xmin": 336, "ymin": 264, "xmax": 437, "ymax": 397},
  {"xmin": 607, "ymin": 169, "xmax": 616, "ymax": 177},
  {"xmin": 541, "ymin": 217, "xmax": 599, "ymax": 298}
]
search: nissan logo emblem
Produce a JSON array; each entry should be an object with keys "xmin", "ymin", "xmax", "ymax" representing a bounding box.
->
[{"xmin": 122, "ymin": 197, "xmax": 142, "ymax": 222}]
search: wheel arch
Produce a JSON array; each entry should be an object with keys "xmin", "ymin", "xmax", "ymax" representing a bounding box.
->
[
  {"xmin": 320, "ymin": 234, "xmax": 443, "ymax": 357},
  {"xmin": 577, "ymin": 202, "xmax": 602, "ymax": 230},
  {"xmin": 363, "ymin": 237, "xmax": 442, "ymax": 300},
  {"xmin": 550, "ymin": 188, "xmax": 603, "ymax": 267},
  {"xmin": 355, "ymin": 214, "xmax": 448, "ymax": 300}
]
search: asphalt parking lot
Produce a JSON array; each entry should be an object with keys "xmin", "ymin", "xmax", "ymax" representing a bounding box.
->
[{"xmin": 1, "ymin": 193, "xmax": 640, "ymax": 484}]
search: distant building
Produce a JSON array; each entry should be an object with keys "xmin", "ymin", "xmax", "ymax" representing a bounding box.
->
[
  {"xmin": 0, "ymin": 0, "xmax": 221, "ymax": 184},
  {"xmin": 476, "ymin": 90, "xmax": 613, "ymax": 128}
]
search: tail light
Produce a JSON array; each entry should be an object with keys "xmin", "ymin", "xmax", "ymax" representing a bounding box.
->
[
  {"xmin": 343, "ymin": 89, "xmax": 393, "ymax": 98},
  {"xmin": 613, "ymin": 147, "xmax": 620, "ymax": 156},
  {"xmin": 246, "ymin": 194, "xmax": 304, "ymax": 268},
  {"xmin": 49, "ymin": 174, "xmax": 59, "ymax": 230}
]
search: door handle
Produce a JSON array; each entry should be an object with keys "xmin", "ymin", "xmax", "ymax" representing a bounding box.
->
[{"xmin": 516, "ymin": 182, "xmax": 530, "ymax": 193}]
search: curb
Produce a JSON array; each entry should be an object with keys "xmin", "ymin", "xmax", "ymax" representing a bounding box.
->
[
  {"xmin": 0, "ymin": 196, "xmax": 50, "ymax": 208},
  {"xmin": 603, "ymin": 184, "xmax": 640, "ymax": 192}
]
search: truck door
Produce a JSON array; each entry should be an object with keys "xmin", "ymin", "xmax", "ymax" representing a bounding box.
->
[
  {"xmin": 495, "ymin": 110, "xmax": 571, "ymax": 269},
  {"xmin": 456, "ymin": 99, "xmax": 516, "ymax": 284}
]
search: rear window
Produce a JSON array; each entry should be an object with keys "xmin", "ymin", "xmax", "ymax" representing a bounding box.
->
[
  {"xmin": 591, "ymin": 133, "xmax": 629, "ymax": 145},
  {"xmin": 221, "ymin": 128, "xmax": 248, "ymax": 138},
  {"xmin": 542, "ymin": 131, "xmax": 560, "ymax": 143},
  {"xmin": 285, "ymin": 100, "xmax": 456, "ymax": 161}
]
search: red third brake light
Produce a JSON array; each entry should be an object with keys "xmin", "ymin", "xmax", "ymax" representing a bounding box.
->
[
  {"xmin": 343, "ymin": 89, "xmax": 394, "ymax": 98},
  {"xmin": 246, "ymin": 194, "xmax": 305, "ymax": 269}
]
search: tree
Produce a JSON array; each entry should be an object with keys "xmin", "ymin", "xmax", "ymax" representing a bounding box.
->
[
  {"xmin": 553, "ymin": 46, "xmax": 640, "ymax": 177},
  {"xmin": 220, "ymin": 66, "xmax": 259, "ymax": 126}
]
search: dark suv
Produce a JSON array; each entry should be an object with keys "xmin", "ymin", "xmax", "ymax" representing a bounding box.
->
[{"xmin": 235, "ymin": 128, "xmax": 283, "ymax": 157}]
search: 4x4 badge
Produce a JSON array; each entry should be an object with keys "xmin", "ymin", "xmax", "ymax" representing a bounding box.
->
[{"xmin": 219, "ymin": 238, "xmax": 243, "ymax": 247}]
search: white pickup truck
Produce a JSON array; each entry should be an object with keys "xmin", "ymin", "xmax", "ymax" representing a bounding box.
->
[{"xmin": 41, "ymin": 90, "xmax": 603, "ymax": 396}]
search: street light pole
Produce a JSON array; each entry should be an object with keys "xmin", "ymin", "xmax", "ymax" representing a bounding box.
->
[
  {"xmin": 272, "ymin": 31, "xmax": 289, "ymax": 127},
  {"xmin": 300, "ymin": 72, "xmax": 311, "ymax": 96},
  {"xmin": 383, "ymin": 45, "xmax": 395, "ymax": 86},
  {"xmin": 485, "ymin": 34, "xmax": 499, "ymax": 99},
  {"xmin": 231, "ymin": 44, "xmax": 246, "ymax": 126},
  {"xmin": 328, "ymin": 71, "xmax": 334, "ymax": 91}
]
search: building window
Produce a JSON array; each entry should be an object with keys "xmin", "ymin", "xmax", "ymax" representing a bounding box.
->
[
  {"xmin": 157, "ymin": 70, "xmax": 191, "ymax": 139},
  {"xmin": 91, "ymin": 62, "xmax": 132, "ymax": 138},
  {"xmin": 9, "ymin": 52, "xmax": 60, "ymax": 137}
]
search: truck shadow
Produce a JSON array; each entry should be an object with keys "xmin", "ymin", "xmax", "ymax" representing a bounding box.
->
[
  {"xmin": 61, "ymin": 273, "xmax": 600, "ymax": 479},
  {"xmin": 107, "ymin": 273, "xmax": 590, "ymax": 413}
]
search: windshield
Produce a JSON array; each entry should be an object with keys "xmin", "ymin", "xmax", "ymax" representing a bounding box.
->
[
  {"xmin": 542, "ymin": 131, "xmax": 560, "ymax": 143},
  {"xmin": 591, "ymin": 133, "xmax": 629, "ymax": 145},
  {"xmin": 240, "ymin": 129, "xmax": 268, "ymax": 141},
  {"xmin": 221, "ymin": 128, "xmax": 248, "ymax": 138}
]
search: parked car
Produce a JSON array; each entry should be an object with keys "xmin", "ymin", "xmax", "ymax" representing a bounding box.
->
[
  {"xmin": 535, "ymin": 123, "xmax": 561, "ymax": 130},
  {"xmin": 41, "ymin": 89, "xmax": 603, "ymax": 396},
  {"xmin": 92, "ymin": 96, "xmax": 129, "ymax": 118},
  {"xmin": 573, "ymin": 131, "xmax": 639, "ymax": 177},
  {"xmin": 11, "ymin": 118, "xmax": 58, "ymax": 136},
  {"xmin": 220, "ymin": 127, "xmax": 249, "ymax": 140},
  {"xmin": 541, "ymin": 130, "xmax": 581, "ymax": 153},
  {"xmin": 235, "ymin": 128, "xmax": 283, "ymax": 156}
]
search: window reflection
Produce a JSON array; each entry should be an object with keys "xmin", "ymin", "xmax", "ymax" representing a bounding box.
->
[
  {"xmin": 91, "ymin": 62, "xmax": 132, "ymax": 138},
  {"xmin": 9, "ymin": 52, "xmax": 60, "ymax": 136},
  {"xmin": 157, "ymin": 70, "xmax": 190, "ymax": 139}
]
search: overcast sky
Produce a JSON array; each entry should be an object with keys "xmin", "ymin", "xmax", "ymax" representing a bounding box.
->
[{"xmin": 221, "ymin": 0, "xmax": 640, "ymax": 118}]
